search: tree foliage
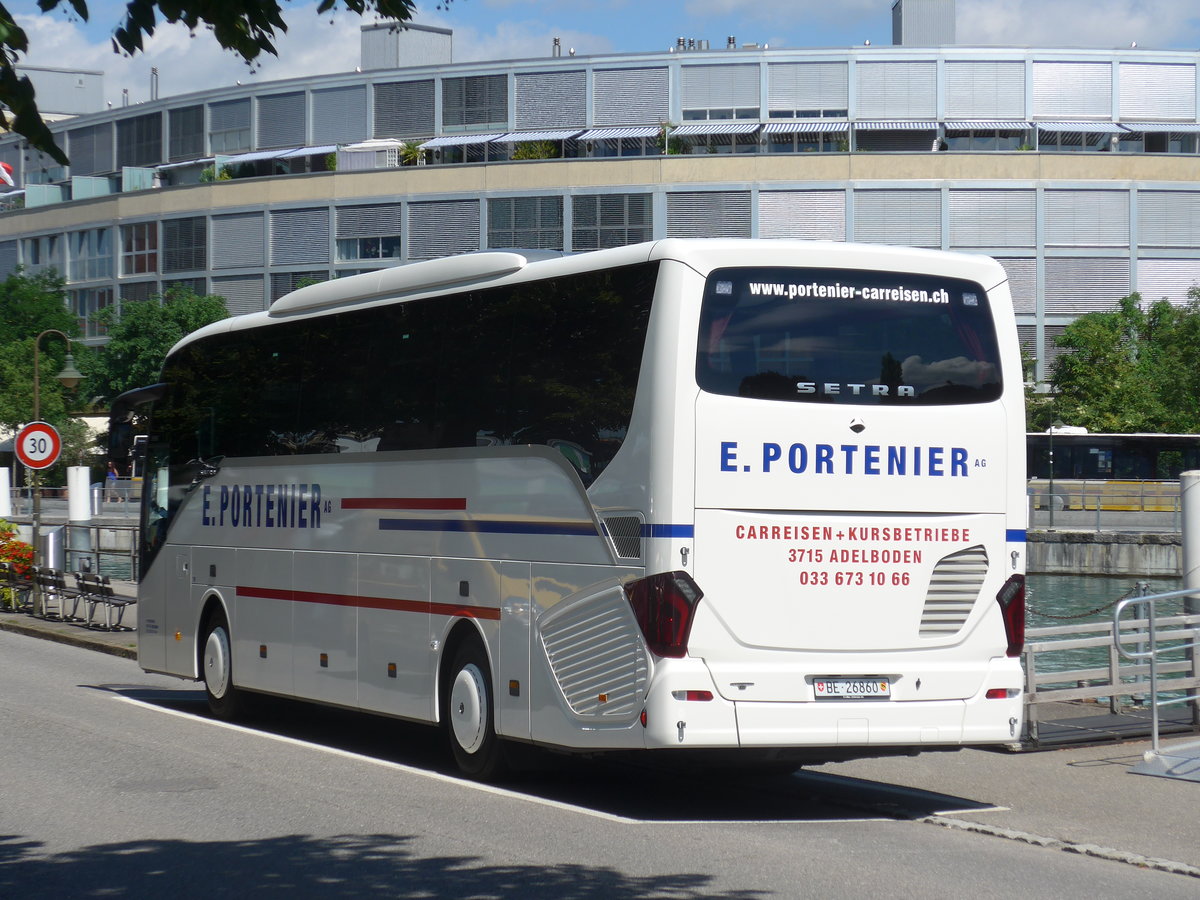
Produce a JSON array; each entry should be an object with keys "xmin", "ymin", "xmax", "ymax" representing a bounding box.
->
[
  {"xmin": 1047, "ymin": 291, "xmax": 1200, "ymax": 433},
  {"xmin": 1, "ymin": 0, "xmax": 447, "ymax": 164},
  {"xmin": 0, "ymin": 267, "xmax": 76, "ymax": 429},
  {"xmin": 90, "ymin": 286, "xmax": 230, "ymax": 400}
]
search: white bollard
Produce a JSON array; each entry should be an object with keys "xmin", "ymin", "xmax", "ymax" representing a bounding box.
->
[
  {"xmin": 67, "ymin": 466, "xmax": 94, "ymax": 575},
  {"xmin": 0, "ymin": 467, "xmax": 10, "ymax": 518},
  {"xmin": 67, "ymin": 467, "xmax": 91, "ymax": 522}
]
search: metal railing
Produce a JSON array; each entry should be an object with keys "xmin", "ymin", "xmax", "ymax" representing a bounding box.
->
[
  {"xmin": 1113, "ymin": 584, "xmax": 1200, "ymax": 759},
  {"xmin": 1023, "ymin": 594, "xmax": 1200, "ymax": 745},
  {"xmin": 1028, "ymin": 481, "xmax": 1182, "ymax": 532}
]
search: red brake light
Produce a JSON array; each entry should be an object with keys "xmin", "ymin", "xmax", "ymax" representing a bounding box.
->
[
  {"xmin": 625, "ymin": 571, "xmax": 703, "ymax": 658},
  {"xmin": 995, "ymin": 574, "xmax": 1026, "ymax": 658}
]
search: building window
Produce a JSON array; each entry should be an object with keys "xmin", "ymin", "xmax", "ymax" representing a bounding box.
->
[
  {"xmin": 169, "ymin": 105, "xmax": 205, "ymax": 161},
  {"xmin": 72, "ymin": 286, "xmax": 113, "ymax": 338},
  {"xmin": 442, "ymin": 75, "xmax": 507, "ymax": 131},
  {"xmin": 767, "ymin": 108, "xmax": 848, "ymax": 119},
  {"xmin": 1037, "ymin": 130, "xmax": 1114, "ymax": 152},
  {"xmin": 945, "ymin": 128, "xmax": 1028, "ymax": 151},
  {"xmin": 162, "ymin": 217, "xmax": 206, "ymax": 273},
  {"xmin": 677, "ymin": 132, "xmax": 760, "ymax": 154},
  {"xmin": 682, "ymin": 107, "xmax": 758, "ymax": 121},
  {"xmin": 271, "ymin": 271, "xmax": 328, "ymax": 301},
  {"xmin": 69, "ymin": 227, "xmax": 113, "ymax": 281},
  {"xmin": 572, "ymin": 194, "xmax": 652, "ymax": 250},
  {"xmin": 487, "ymin": 196, "xmax": 563, "ymax": 250},
  {"xmin": 121, "ymin": 222, "xmax": 159, "ymax": 275},
  {"xmin": 116, "ymin": 112, "xmax": 163, "ymax": 168},
  {"xmin": 336, "ymin": 235, "xmax": 401, "ymax": 261},
  {"xmin": 21, "ymin": 234, "xmax": 61, "ymax": 273},
  {"xmin": 209, "ymin": 99, "xmax": 251, "ymax": 154},
  {"xmin": 765, "ymin": 131, "xmax": 848, "ymax": 153}
]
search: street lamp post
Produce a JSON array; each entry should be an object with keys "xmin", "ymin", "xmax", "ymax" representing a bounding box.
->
[{"xmin": 29, "ymin": 329, "xmax": 82, "ymax": 616}]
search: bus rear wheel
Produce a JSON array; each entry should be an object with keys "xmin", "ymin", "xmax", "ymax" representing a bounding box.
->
[
  {"xmin": 444, "ymin": 638, "xmax": 506, "ymax": 780},
  {"xmin": 202, "ymin": 610, "xmax": 244, "ymax": 720}
]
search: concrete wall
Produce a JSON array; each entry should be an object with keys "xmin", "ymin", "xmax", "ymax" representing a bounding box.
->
[{"xmin": 1028, "ymin": 531, "xmax": 1181, "ymax": 576}]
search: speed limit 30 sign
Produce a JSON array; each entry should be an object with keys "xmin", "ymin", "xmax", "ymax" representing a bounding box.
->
[{"xmin": 15, "ymin": 421, "xmax": 62, "ymax": 470}]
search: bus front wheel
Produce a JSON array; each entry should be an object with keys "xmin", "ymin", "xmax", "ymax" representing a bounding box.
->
[
  {"xmin": 444, "ymin": 638, "xmax": 505, "ymax": 780},
  {"xmin": 202, "ymin": 611, "xmax": 243, "ymax": 720}
]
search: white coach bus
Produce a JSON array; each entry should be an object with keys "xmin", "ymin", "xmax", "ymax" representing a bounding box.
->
[{"xmin": 111, "ymin": 239, "xmax": 1026, "ymax": 778}]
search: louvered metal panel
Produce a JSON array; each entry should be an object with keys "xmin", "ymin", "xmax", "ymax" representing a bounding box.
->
[
  {"xmin": 855, "ymin": 61, "xmax": 937, "ymax": 119},
  {"xmin": 0, "ymin": 240, "xmax": 17, "ymax": 276},
  {"xmin": 212, "ymin": 212, "xmax": 265, "ymax": 268},
  {"xmin": 768, "ymin": 62, "xmax": 848, "ymax": 112},
  {"xmin": 515, "ymin": 71, "xmax": 586, "ymax": 129},
  {"xmin": 161, "ymin": 217, "xmax": 206, "ymax": 273},
  {"xmin": 919, "ymin": 545, "xmax": 988, "ymax": 637},
  {"xmin": 1032, "ymin": 62, "xmax": 1112, "ymax": 118},
  {"xmin": 944, "ymin": 61, "xmax": 1026, "ymax": 119},
  {"xmin": 1044, "ymin": 190, "xmax": 1129, "ymax": 247},
  {"xmin": 539, "ymin": 584, "xmax": 649, "ymax": 718},
  {"xmin": 995, "ymin": 257, "xmax": 1037, "ymax": 315},
  {"xmin": 312, "ymin": 85, "xmax": 367, "ymax": 145},
  {"xmin": 67, "ymin": 123, "xmax": 112, "ymax": 176},
  {"xmin": 666, "ymin": 191, "xmax": 751, "ymax": 238},
  {"xmin": 572, "ymin": 193, "xmax": 653, "ymax": 250},
  {"xmin": 1043, "ymin": 324, "xmax": 1069, "ymax": 371},
  {"xmin": 1137, "ymin": 258, "xmax": 1200, "ymax": 307},
  {"xmin": 271, "ymin": 270, "xmax": 327, "ymax": 300},
  {"xmin": 337, "ymin": 203, "xmax": 403, "ymax": 238},
  {"xmin": 758, "ymin": 190, "xmax": 846, "ymax": 241},
  {"xmin": 212, "ymin": 274, "xmax": 266, "ymax": 315},
  {"xmin": 487, "ymin": 196, "xmax": 563, "ymax": 250},
  {"xmin": 593, "ymin": 67, "xmax": 669, "ymax": 126},
  {"xmin": 1138, "ymin": 191, "xmax": 1200, "ymax": 247},
  {"xmin": 119, "ymin": 280, "xmax": 156, "ymax": 303},
  {"xmin": 681, "ymin": 64, "xmax": 760, "ymax": 110},
  {"xmin": 1044, "ymin": 258, "xmax": 1131, "ymax": 314},
  {"xmin": 373, "ymin": 80, "xmax": 435, "ymax": 137},
  {"xmin": 408, "ymin": 200, "xmax": 480, "ymax": 259},
  {"xmin": 270, "ymin": 208, "xmax": 329, "ymax": 265},
  {"xmin": 1119, "ymin": 63, "xmax": 1196, "ymax": 120},
  {"xmin": 442, "ymin": 74, "xmax": 507, "ymax": 128},
  {"xmin": 948, "ymin": 189, "xmax": 1035, "ymax": 249},
  {"xmin": 853, "ymin": 190, "xmax": 941, "ymax": 248},
  {"xmin": 209, "ymin": 98, "xmax": 250, "ymax": 131},
  {"xmin": 257, "ymin": 92, "xmax": 306, "ymax": 149}
]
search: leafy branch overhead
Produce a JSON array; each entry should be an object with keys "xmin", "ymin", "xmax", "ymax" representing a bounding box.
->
[{"xmin": 0, "ymin": 0, "xmax": 445, "ymax": 165}]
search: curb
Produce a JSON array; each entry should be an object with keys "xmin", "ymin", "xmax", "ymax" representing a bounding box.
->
[
  {"xmin": 0, "ymin": 617, "xmax": 137, "ymax": 660},
  {"xmin": 924, "ymin": 815, "xmax": 1200, "ymax": 879}
]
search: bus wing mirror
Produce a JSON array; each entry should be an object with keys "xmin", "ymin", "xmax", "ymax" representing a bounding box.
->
[{"xmin": 107, "ymin": 383, "xmax": 165, "ymax": 462}]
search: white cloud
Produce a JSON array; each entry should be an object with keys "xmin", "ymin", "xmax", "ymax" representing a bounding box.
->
[{"xmin": 958, "ymin": 0, "xmax": 1200, "ymax": 48}]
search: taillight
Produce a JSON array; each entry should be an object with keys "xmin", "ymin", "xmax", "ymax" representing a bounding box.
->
[
  {"xmin": 624, "ymin": 571, "xmax": 703, "ymax": 658},
  {"xmin": 995, "ymin": 574, "xmax": 1025, "ymax": 658}
]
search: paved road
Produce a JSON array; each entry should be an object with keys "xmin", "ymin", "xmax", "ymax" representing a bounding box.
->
[{"xmin": 2, "ymin": 630, "xmax": 1196, "ymax": 899}]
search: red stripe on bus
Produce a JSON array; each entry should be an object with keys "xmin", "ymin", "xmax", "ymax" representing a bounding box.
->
[
  {"xmin": 237, "ymin": 585, "xmax": 500, "ymax": 620},
  {"xmin": 341, "ymin": 497, "xmax": 467, "ymax": 510}
]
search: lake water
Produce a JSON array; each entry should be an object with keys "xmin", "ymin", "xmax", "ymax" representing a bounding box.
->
[{"xmin": 1027, "ymin": 573, "xmax": 1183, "ymax": 628}]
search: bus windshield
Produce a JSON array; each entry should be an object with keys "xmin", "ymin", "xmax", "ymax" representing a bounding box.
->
[{"xmin": 696, "ymin": 266, "xmax": 1003, "ymax": 405}]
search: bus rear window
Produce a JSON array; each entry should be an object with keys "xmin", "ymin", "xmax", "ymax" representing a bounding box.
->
[{"xmin": 696, "ymin": 266, "xmax": 1003, "ymax": 405}]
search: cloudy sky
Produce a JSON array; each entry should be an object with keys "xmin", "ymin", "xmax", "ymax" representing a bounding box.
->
[{"xmin": 8, "ymin": 0, "xmax": 1200, "ymax": 106}]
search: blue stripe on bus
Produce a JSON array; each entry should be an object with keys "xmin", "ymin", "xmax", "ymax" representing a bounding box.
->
[
  {"xmin": 378, "ymin": 518, "xmax": 600, "ymax": 537},
  {"xmin": 1006, "ymin": 529, "xmax": 1027, "ymax": 542},
  {"xmin": 640, "ymin": 524, "xmax": 695, "ymax": 538}
]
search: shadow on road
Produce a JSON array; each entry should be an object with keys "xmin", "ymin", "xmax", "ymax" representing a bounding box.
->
[{"xmin": 93, "ymin": 683, "xmax": 997, "ymax": 824}]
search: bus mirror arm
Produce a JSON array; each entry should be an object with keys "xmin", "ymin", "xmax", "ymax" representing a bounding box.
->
[{"xmin": 185, "ymin": 456, "xmax": 223, "ymax": 490}]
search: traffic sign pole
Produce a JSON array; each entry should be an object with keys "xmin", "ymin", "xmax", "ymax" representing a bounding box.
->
[{"xmin": 16, "ymin": 422, "xmax": 63, "ymax": 618}]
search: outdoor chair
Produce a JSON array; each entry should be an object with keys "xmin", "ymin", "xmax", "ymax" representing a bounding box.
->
[
  {"xmin": 76, "ymin": 571, "xmax": 134, "ymax": 631},
  {"xmin": 1, "ymin": 561, "xmax": 34, "ymax": 612}
]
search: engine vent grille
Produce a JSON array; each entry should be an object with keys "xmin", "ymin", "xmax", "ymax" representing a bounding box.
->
[
  {"xmin": 603, "ymin": 515, "xmax": 643, "ymax": 559},
  {"xmin": 540, "ymin": 585, "xmax": 648, "ymax": 718},
  {"xmin": 919, "ymin": 544, "xmax": 989, "ymax": 637}
]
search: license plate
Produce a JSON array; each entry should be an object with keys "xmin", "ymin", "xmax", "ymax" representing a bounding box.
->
[{"xmin": 812, "ymin": 677, "xmax": 891, "ymax": 700}]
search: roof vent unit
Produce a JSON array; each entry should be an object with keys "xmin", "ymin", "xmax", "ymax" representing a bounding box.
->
[{"xmin": 726, "ymin": 35, "xmax": 736, "ymax": 49}]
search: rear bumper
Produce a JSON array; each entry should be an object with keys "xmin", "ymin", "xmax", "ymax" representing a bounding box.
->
[{"xmin": 642, "ymin": 657, "xmax": 1022, "ymax": 749}]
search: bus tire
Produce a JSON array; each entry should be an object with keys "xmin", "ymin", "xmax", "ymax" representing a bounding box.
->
[
  {"xmin": 444, "ymin": 637, "xmax": 505, "ymax": 780},
  {"xmin": 202, "ymin": 610, "xmax": 243, "ymax": 720}
]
